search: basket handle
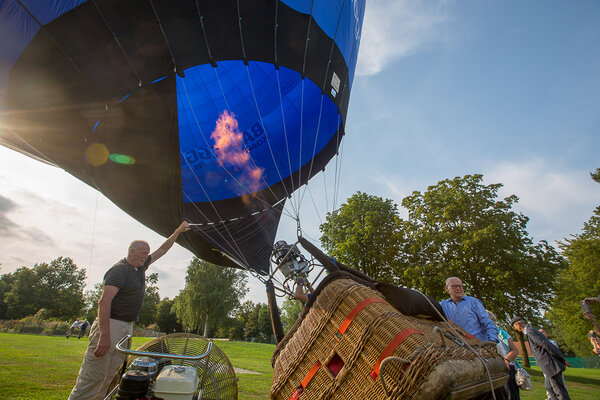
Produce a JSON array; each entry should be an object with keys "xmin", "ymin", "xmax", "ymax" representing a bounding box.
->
[
  {"xmin": 379, "ymin": 356, "xmax": 411, "ymax": 397},
  {"xmin": 433, "ymin": 326, "xmax": 446, "ymax": 347}
]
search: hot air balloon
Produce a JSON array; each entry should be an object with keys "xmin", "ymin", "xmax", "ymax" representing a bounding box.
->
[
  {"xmin": 0, "ymin": 0, "xmax": 366, "ymax": 275},
  {"xmin": 1, "ymin": 4, "xmax": 512, "ymax": 398}
]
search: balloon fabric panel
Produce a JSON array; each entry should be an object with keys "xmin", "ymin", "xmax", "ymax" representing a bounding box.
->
[{"xmin": 0, "ymin": 0, "xmax": 365, "ymax": 275}]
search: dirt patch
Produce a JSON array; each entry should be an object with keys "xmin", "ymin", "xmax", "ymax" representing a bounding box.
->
[{"xmin": 234, "ymin": 367, "xmax": 261, "ymax": 375}]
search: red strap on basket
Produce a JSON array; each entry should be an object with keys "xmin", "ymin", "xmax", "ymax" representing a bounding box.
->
[
  {"xmin": 338, "ymin": 298, "xmax": 387, "ymax": 336},
  {"xmin": 464, "ymin": 333, "xmax": 475, "ymax": 339},
  {"xmin": 289, "ymin": 361, "xmax": 322, "ymax": 400},
  {"xmin": 370, "ymin": 328, "xmax": 424, "ymax": 380}
]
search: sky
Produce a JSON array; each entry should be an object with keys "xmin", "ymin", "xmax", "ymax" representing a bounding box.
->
[{"xmin": 1, "ymin": 0, "xmax": 599, "ymax": 305}]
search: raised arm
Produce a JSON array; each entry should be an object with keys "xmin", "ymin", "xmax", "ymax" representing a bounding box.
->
[{"xmin": 149, "ymin": 221, "xmax": 190, "ymax": 265}]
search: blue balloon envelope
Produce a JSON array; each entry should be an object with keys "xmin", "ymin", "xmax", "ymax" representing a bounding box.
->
[{"xmin": 0, "ymin": 0, "xmax": 365, "ymax": 274}]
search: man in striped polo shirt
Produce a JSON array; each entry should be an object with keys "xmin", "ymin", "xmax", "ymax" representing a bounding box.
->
[{"xmin": 69, "ymin": 221, "xmax": 190, "ymax": 400}]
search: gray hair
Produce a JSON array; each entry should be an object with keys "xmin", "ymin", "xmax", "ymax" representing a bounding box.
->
[
  {"xmin": 445, "ymin": 277, "xmax": 461, "ymax": 286},
  {"xmin": 128, "ymin": 240, "xmax": 149, "ymax": 254}
]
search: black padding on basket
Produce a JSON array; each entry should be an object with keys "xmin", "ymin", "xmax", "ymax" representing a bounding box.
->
[{"xmin": 373, "ymin": 282, "xmax": 446, "ymax": 322}]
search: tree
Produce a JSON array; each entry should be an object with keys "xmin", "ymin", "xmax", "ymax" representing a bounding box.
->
[
  {"xmin": 280, "ymin": 297, "xmax": 303, "ymax": 333},
  {"xmin": 398, "ymin": 175, "xmax": 564, "ymax": 323},
  {"xmin": 4, "ymin": 257, "xmax": 86, "ymax": 319},
  {"xmin": 174, "ymin": 258, "xmax": 247, "ymax": 336},
  {"xmin": 591, "ymin": 167, "xmax": 600, "ymax": 184},
  {"xmin": 320, "ymin": 192, "xmax": 402, "ymax": 282},
  {"xmin": 0, "ymin": 272, "xmax": 16, "ymax": 319},
  {"xmin": 156, "ymin": 298, "xmax": 182, "ymax": 333},
  {"xmin": 138, "ymin": 273, "xmax": 160, "ymax": 327},
  {"xmin": 231, "ymin": 301, "xmax": 272, "ymax": 342},
  {"xmin": 548, "ymin": 171, "xmax": 600, "ymax": 355},
  {"xmin": 4, "ymin": 267, "xmax": 38, "ymax": 319},
  {"xmin": 84, "ymin": 283, "xmax": 103, "ymax": 322},
  {"xmin": 257, "ymin": 304, "xmax": 273, "ymax": 343},
  {"xmin": 229, "ymin": 301, "xmax": 256, "ymax": 340}
]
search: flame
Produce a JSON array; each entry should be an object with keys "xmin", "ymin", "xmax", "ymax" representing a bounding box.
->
[{"xmin": 211, "ymin": 111, "xmax": 264, "ymax": 196}]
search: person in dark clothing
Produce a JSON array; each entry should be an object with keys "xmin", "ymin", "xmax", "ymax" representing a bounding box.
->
[
  {"xmin": 77, "ymin": 319, "xmax": 89, "ymax": 339},
  {"xmin": 511, "ymin": 317, "xmax": 571, "ymax": 400}
]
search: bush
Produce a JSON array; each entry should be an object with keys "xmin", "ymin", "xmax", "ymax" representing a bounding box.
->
[{"xmin": 20, "ymin": 322, "xmax": 44, "ymax": 334}]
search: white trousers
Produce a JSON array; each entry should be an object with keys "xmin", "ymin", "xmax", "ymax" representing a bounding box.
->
[{"xmin": 68, "ymin": 318, "xmax": 133, "ymax": 400}]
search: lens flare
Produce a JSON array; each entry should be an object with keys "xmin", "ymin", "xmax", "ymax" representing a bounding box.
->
[
  {"xmin": 109, "ymin": 153, "xmax": 136, "ymax": 165},
  {"xmin": 85, "ymin": 143, "xmax": 109, "ymax": 166}
]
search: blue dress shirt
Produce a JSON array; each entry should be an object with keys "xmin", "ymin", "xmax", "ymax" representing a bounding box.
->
[{"xmin": 440, "ymin": 295, "xmax": 499, "ymax": 342}]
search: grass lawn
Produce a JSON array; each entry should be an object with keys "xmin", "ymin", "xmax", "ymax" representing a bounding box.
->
[
  {"xmin": 519, "ymin": 365, "xmax": 600, "ymax": 400},
  {"xmin": 2, "ymin": 332, "xmax": 599, "ymax": 399},
  {"xmin": 0, "ymin": 333, "xmax": 273, "ymax": 400}
]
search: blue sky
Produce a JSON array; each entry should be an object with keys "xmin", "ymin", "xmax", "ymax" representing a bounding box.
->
[{"xmin": 1, "ymin": 0, "xmax": 599, "ymax": 303}]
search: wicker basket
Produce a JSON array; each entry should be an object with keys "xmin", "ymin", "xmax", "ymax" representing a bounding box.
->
[{"xmin": 271, "ymin": 275, "xmax": 507, "ymax": 400}]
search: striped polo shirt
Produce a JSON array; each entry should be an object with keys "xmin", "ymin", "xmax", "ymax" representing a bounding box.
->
[{"xmin": 103, "ymin": 257, "xmax": 151, "ymax": 322}]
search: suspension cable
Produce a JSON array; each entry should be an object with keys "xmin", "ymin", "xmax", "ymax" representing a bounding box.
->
[
  {"xmin": 91, "ymin": 0, "xmax": 142, "ymax": 85},
  {"xmin": 149, "ymin": 0, "xmax": 179, "ymax": 75}
]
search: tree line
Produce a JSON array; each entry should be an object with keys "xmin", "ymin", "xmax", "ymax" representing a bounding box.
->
[
  {"xmin": 320, "ymin": 172, "xmax": 600, "ymax": 356},
  {"xmin": 1, "ymin": 171, "xmax": 598, "ymax": 353},
  {"xmin": 0, "ymin": 257, "xmax": 276, "ymax": 343}
]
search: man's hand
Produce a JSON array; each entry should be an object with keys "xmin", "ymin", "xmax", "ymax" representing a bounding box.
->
[
  {"xmin": 176, "ymin": 221, "xmax": 191, "ymax": 234},
  {"xmin": 584, "ymin": 297, "xmax": 599, "ymax": 303},
  {"xmin": 93, "ymin": 334, "xmax": 111, "ymax": 358},
  {"xmin": 565, "ymin": 360, "xmax": 572, "ymax": 367}
]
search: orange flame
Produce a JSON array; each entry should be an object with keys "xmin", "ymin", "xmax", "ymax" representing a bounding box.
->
[{"xmin": 211, "ymin": 111, "xmax": 264, "ymax": 196}]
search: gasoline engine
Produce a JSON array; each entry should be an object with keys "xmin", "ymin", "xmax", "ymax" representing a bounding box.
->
[{"xmin": 106, "ymin": 333, "xmax": 238, "ymax": 400}]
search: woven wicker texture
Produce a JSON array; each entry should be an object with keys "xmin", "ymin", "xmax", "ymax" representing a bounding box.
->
[
  {"xmin": 107, "ymin": 333, "xmax": 238, "ymax": 400},
  {"xmin": 271, "ymin": 277, "xmax": 506, "ymax": 400}
]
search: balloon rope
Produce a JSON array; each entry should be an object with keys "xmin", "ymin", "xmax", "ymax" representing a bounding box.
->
[
  {"xmin": 274, "ymin": 67, "xmax": 300, "ymax": 217},
  {"xmin": 243, "ymin": 64, "xmax": 295, "ymax": 203},
  {"xmin": 14, "ymin": 0, "xmax": 105, "ymax": 99},
  {"xmin": 235, "ymin": 0, "xmax": 248, "ymax": 63},
  {"xmin": 149, "ymin": 0, "xmax": 179, "ymax": 74},
  {"xmin": 273, "ymin": 0, "xmax": 280, "ymax": 67},
  {"xmin": 1, "ymin": 126, "xmax": 59, "ymax": 167},
  {"xmin": 272, "ymin": 0, "xmax": 301, "ymax": 217},
  {"xmin": 181, "ymin": 187, "xmax": 251, "ymax": 269},
  {"xmin": 91, "ymin": 0, "xmax": 142, "ymax": 85},
  {"xmin": 297, "ymin": 0, "xmax": 314, "ymax": 211},
  {"xmin": 193, "ymin": 0, "xmax": 216, "ymax": 66},
  {"xmin": 87, "ymin": 192, "xmax": 99, "ymax": 291},
  {"xmin": 298, "ymin": 0, "xmax": 345, "ymax": 209},
  {"xmin": 306, "ymin": 185, "xmax": 323, "ymax": 226},
  {"xmin": 297, "ymin": 93, "xmax": 325, "ymax": 208}
]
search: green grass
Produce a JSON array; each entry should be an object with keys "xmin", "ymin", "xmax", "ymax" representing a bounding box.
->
[
  {"xmin": 2, "ymin": 333, "xmax": 600, "ymax": 400},
  {"xmin": 518, "ymin": 365, "xmax": 600, "ymax": 400},
  {"xmin": 0, "ymin": 333, "xmax": 273, "ymax": 400}
]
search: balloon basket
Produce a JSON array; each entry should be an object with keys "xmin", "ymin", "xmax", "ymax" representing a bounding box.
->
[{"xmin": 270, "ymin": 273, "xmax": 508, "ymax": 399}]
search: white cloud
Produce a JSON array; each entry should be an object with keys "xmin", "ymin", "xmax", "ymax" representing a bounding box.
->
[
  {"xmin": 0, "ymin": 147, "xmax": 279, "ymax": 305},
  {"xmin": 357, "ymin": 0, "xmax": 451, "ymax": 76},
  {"xmin": 485, "ymin": 159, "xmax": 600, "ymax": 242},
  {"xmin": 349, "ymin": 158, "xmax": 600, "ymax": 247}
]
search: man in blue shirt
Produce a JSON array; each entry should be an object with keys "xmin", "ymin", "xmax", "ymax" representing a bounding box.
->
[{"xmin": 440, "ymin": 277, "xmax": 499, "ymax": 343}]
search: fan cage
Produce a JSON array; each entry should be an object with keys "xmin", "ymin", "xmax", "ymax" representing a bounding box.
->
[{"xmin": 108, "ymin": 333, "xmax": 238, "ymax": 400}]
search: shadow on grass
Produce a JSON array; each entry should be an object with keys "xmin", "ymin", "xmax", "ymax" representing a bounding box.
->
[{"xmin": 526, "ymin": 368, "xmax": 600, "ymax": 388}]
